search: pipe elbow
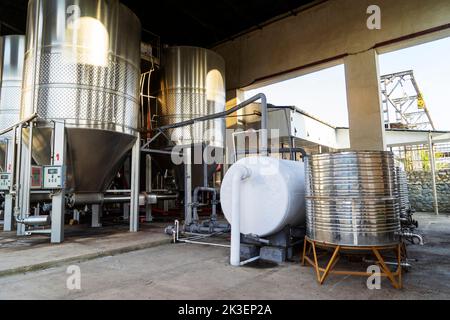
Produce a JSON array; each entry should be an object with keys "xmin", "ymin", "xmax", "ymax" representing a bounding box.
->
[{"xmin": 233, "ymin": 165, "xmax": 251, "ymax": 181}]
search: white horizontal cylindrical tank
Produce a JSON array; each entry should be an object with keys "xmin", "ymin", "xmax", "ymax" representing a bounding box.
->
[{"xmin": 220, "ymin": 156, "xmax": 306, "ymax": 237}]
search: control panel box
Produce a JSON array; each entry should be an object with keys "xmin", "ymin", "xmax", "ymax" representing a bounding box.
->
[
  {"xmin": 31, "ymin": 166, "xmax": 43, "ymax": 189},
  {"xmin": 43, "ymin": 166, "xmax": 65, "ymax": 189},
  {"xmin": 0, "ymin": 173, "xmax": 12, "ymax": 191}
]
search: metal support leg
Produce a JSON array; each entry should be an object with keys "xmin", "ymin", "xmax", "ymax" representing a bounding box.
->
[
  {"xmin": 129, "ymin": 134, "xmax": 140, "ymax": 232},
  {"xmin": 17, "ymin": 125, "xmax": 32, "ymax": 236},
  {"xmin": 203, "ymin": 143, "xmax": 208, "ymax": 188},
  {"xmin": 3, "ymin": 194, "xmax": 13, "ymax": 231},
  {"xmin": 145, "ymin": 154, "xmax": 153, "ymax": 222},
  {"xmin": 3, "ymin": 136, "xmax": 15, "ymax": 231},
  {"xmin": 73, "ymin": 209, "xmax": 80, "ymax": 222},
  {"xmin": 13, "ymin": 124, "xmax": 22, "ymax": 233},
  {"xmin": 184, "ymin": 147, "xmax": 192, "ymax": 226},
  {"xmin": 50, "ymin": 122, "xmax": 66, "ymax": 243},
  {"xmin": 91, "ymin": 204, "xmax": 102, "ymax": 228},
  {"xmin": 123, "ymin": 203, "xmax": 130, "ymax": 220}
]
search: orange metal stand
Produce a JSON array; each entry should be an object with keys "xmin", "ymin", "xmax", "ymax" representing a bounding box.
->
[{"xmin": 302, "ymin": 236, "xmax": 405, "ymax": 289}]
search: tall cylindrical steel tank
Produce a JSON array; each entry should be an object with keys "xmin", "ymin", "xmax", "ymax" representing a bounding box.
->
[
  {"xmin": 158, "ymin": 46, "xmax": 226, "ymax": 148},
  {"xmin": 306, "ymin": 151, "xmax": 401, "ymax": 246},
  {"xmin": 20, "ymin": 0, "xmax": 141, "ymax": 193},
  {"xmin": 221, "ymin": 156, "xmax": 306, "ymax": 237},
  {"xmin": 0, "ymin": 35, "xmax": 25, "ymax": 170}
]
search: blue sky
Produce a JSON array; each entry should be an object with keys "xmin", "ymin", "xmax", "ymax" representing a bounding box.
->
[{"xmin": 245, "ymin": 36, "xmax": 450, "ymax": 130}]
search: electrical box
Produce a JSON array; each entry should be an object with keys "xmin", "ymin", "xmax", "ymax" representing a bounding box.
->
[
  {"xmin": 31, "ymin": 166, "xmax": 43, "ymax": 189},
  {"xmin": 0, "ymin": 173, "xmax": 12, "ymax": 191},
  {"xmin": 43, "ymin": 166, "xmax": 65, "ymax": 189}
]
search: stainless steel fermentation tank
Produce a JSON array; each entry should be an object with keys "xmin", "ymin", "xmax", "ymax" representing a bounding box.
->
[
  {"xmin": 158, "ymin": 46, "xmax": 226, "ymax": 148},
  {"xmin": 21, "ymin": 0, "xmax": 141, "ymax": 193},
  {"xmin": 306, "ymin": 151, "xmax": 401, "ymax": 246},
  {"xmin": 0, "ymin": 35, "xmax": 25, "ymax": 170}
]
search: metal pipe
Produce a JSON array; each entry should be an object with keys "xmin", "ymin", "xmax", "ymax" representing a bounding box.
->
[
  {"xmin": 25, "ymin": 229, "xmax": 51, "ymax": 235},
  {"xmin": 23, "ymin": 122, "xmax": 34, "ymax": 216},
  {"xmin": 140, "ymin": 148, "xmax": 180, "ymax": 156},
  {"xmin": 179, "ymin": 239, "xmax": 230, "ymax": 248},
  {"xmin": 401, "ymin": 232, "xmax": 424, "ymax": 246},
  {"xmin": 192, "ymin": 187, "xmax": 217, "ymax": 223},
  {"xmin": 103, "ymin": 196, "xmax": 136, "ymax": 204},
  {"xmin": 230, "ymin": 165, "xmax": 252, "ymax": 267},
  {"xmin": 428, "ymin": 133, "xmax": 439, "ymax": 215},
  {"xmin": 235, "ymin": 147, "xmax": 307, "ymax": 158},
  {"xmin": 68, "ymin": 192, "xmax": 178, "ymax": 207},
  {"xmin": 13, "ymin": 124, "xmax": 23, "ymax": 217},
  {"xmin": 15, "ymin": 215, "xmax": 50, "ymax": 226},
  {"xmin": 172, "ymin": 219, "xmax": 230, "ymax": 248},
  {"xmin": 105, "ymin": 189, "xmax": 132, "ymax": 194},
  {"xmin": 240, "ymin": 256, "xmax": 260, "ymax": 266},
  {"xmin": 152, "ymin": 194, "xmax": 178, "ymax": 201},
  {"xmin": 9, "ymin": 127, "xmax": 17, "ymax": 194},
  {"xmin": 203, "ymin": 143, "xmax": 208, "ymax": 188},
  {"xmin": 156, "ymin": 93, "xmax": 268, "ymax": 154},
  {"xmin": 363, "ymin": 258, "xmax": 412, "ymax": 268},
  {"xmin": 0, "ymin": 113, "xmax": 38, "ymax": 137}
]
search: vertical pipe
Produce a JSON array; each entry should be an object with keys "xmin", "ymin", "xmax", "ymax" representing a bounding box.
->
[
  {"xmin": 259, "ymin": 94, "xmax": 268, "ymax": 156},
  {"xmin": 17, "ymin": 123, "xmax": 33, "ymax": 236},
  {"xmin": 24, "ymin": 124, "xmax": 33, "ymax": 212},
  {"xmin": 8, "ymin": 127, "xmax": 17, "ymax": 189},
  {"xmin": 184, "ymin": 147, "xmax": 192, "ymax": 226},
  {"xmin": 3, "ymin": 131, "xmax": 16, "ymax": 231},
  {"xmin": 13, "ymin": 124, "xmax": 22, "ymax": 218},
  {"xmin": 230, "ymin": 165, "xmax": 251, "ymax": 267},
  {"xmin": 123, "ymin": 203, "xmax": 130, "ymax": 220},
  {"xmin": 145, "ymin": 154, "xmax": 153, "ymax": 222},
  {"xmin": 203, "ymin": 144, "xmax": 208, "ymax": 188},
  {"xmin": 428, "ymin": 133, "xmax": 439, "ymax": 215}
]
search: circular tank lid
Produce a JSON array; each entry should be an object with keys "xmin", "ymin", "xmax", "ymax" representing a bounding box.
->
[{"xmin": 221, "ymin": 157, "xmax": 291, "ymax": 237}]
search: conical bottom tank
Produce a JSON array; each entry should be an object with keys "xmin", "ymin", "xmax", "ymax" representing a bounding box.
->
[
  {"xmin": 20, "ymin": 0, "xmax": 141, "ymax": 193},
  {"xmin": 25, "ymin": 127, "xmax": 135, "ymax": 193}
]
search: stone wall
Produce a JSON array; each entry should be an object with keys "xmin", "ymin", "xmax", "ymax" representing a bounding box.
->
[{"xmin": 407, "ymin": 170, "xmax": 450, "ymax": 213}]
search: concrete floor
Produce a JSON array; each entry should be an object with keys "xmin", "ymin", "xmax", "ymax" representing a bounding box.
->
[
  {"xmin": 0, "ymin": 223, "xmax": 170, "ymax": 277},
  {"xmin": 0, "ymin": 213, "xmax": 449, "ymax": 299}
]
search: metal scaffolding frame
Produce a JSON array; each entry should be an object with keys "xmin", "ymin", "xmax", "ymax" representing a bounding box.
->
[{"xmin": 381, "ymin": 70, "xmax": 435, "ymax": 130}]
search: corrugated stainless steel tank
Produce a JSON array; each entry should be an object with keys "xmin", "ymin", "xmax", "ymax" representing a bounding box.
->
[
  {"xmin": 395, "ymin": 167, "xmax": 410, "ymax": 219},
  {"xmin": 158, "ymin": 46, "xmax": 225, "ymax": 147},
  {"xmin": 0, "ymin": 35, "xmax": 25, "ymax": 171},
  {"xmin": 306, "ymin": 151, "xmax": 401, "ymax": 246},
  {"xmin": 20, "ymin": 0, "xmax": 141, "ymax": 193}
]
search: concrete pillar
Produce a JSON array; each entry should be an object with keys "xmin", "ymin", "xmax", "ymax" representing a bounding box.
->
[{"xmin": 345, "ymin": 49, "xmax": 386, "ymax": 151}]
